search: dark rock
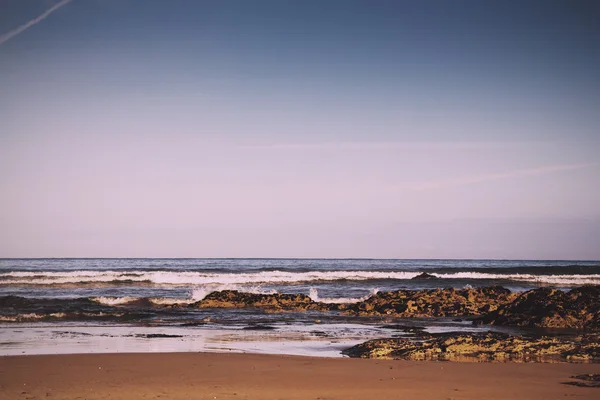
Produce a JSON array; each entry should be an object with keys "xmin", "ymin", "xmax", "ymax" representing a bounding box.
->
[
  {"xmin": 412, "ymin": 272, "xmax": 437, "ymax": 280},
  {"xmin": 179, "ymin": 321, "xmax": 207, "ymax": 327},
  {"xmin": 342, "ymin": 286, "xmax": 516, "ymax": 318},
  {"xmin": 564, "ymin": 374, "xmax": 600, "ymax": 388},
  {"xmin": 185, "ymin": 286, "xmax": 600, "ymax": 330},
  {"xmin": 380, "ymin": 324, "xmax": 426, "ymax": 332},
  {"xmin": 572, "ymin": 374, "xmax": 600, "ymax": 382},
  {"xmin": 411, "ymin": 272, "xmax": 437, "ymax": 281},
  {"xmin": 191, "ymin": 290, "xmax": 336, "ymax": 312},
  {"xmin": 134, "ymin": 334, "xmax": 184, "ymax": 338},
  {"xmin": 563, "ymin": 381, "xmax": 600, "ymax": 388},
  {"xmin": 473, "ymin": 286, "xmax": 600, "ymax": 329},
  {"xmin": 343, "ymin": 332, "xmax": 600, "ymax": 363},
  {"xmin": 242, "ymin": 325, "xmax": 277, "ymax": 330}
]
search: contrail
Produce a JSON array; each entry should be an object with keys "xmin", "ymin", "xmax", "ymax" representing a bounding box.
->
[
  {"xmin": 0, "ymin": 0, "xmax": 74, "ymax": 46},
  {"xmin": 390, "ymin": 162, "xmax": 597, "ymax": 193}
]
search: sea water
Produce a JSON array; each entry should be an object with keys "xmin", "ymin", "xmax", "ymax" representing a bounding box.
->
[{"xmin": 1, "ymin": 258, "xmax": 598, "ymax": 356}]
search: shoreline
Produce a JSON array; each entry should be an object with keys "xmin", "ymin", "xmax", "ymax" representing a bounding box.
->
[
  {"xmin": 2, "ymin": 286, "xmax": 599, "ymax": 361},
  {"xmin": 2, "ymin": 352, "xmax": 600, "ymax": 399}
]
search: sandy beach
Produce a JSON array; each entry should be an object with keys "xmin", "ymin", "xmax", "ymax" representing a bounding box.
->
[
  {"xmin": 1, "ymin": 352, "xmax": 599, "ymax": 400},
  {"xmin": 2, "ymin": 0, "xmax": 599, "ymax": 397}
]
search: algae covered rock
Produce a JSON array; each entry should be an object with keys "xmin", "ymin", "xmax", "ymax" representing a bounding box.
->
[
  {"xmin": 474, "ymin": 286, "xmax": 600, "ymax": 329},
  {"xmin": 343, "ymin": 332, "xmax": 600, "ymax": 363},
  {"xmin": 187, "ymin": 285, "xmax": 599, "ymax": 330},
  {"xmin": 191, "ymin": 290, "xmax": 335, "ymax": 312},
  {"xmin": 341, "ymin": 286, "xmax": 516, "ymax": 318}
]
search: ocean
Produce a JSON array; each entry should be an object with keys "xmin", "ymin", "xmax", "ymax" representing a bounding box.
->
[{"xmin": 1, "ymin": 258, "xmax": 599, "ymax": 357}]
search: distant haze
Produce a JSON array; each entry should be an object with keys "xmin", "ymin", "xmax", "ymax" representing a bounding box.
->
[{"xmin": 1, "ymin": 0, "xmax": 599, "ymax": 259}]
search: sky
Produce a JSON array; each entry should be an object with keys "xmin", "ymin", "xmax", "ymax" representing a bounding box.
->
[{"xmin": 0, "ymin": 0, "xmax": 599, "ymax": 259}]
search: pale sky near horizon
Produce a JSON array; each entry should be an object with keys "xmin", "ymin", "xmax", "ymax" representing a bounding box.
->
[{"xmin": 1, "ymin": 0, "xmax": 599, "ymax": 259}]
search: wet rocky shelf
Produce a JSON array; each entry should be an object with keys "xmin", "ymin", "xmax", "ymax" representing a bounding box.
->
[{"xmin": 341, "ymin": 331, "xmax": 600, "ymax": 363}]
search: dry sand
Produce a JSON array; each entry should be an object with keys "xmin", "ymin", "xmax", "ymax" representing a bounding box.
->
[{"xmin": 1, "ymin": 352, "xmax": 599, "ymax": 399}]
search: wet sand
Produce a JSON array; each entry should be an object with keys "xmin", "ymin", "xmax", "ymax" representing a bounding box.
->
[{"xmin": 1, "ymin": 352, "xmax": 599, "ymax": 400}]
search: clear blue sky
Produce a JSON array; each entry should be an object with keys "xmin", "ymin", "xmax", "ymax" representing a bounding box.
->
[{"xmin": 1, "ymin": 0, "xmax": 599, "ymax": 259}]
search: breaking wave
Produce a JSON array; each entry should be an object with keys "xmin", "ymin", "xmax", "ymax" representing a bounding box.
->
[
  {"xmin": 308, "ymin": 287, "xmax": 380, "ymax": 304},
  {"xmin": 0, "ymin": 311, "xmax": 148, "ymax": 322},
  {"xmin": 434, "ymin": 272, "xmax": 600, "ymax": 286},
  {"xmin": 90, "ymin": 284, "xmax": 279, "ymax": 306},
  {"xmin": 1, "ymin": 270, "xmax": 599, "ymax": 286}
]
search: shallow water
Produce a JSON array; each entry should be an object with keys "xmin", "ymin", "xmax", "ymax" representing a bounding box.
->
[{"xmin": 0, "ymin": 318, "xmax": 530, "ymax": 357}]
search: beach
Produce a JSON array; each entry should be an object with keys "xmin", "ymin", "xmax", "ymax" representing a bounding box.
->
[
  {"xmin": 2, "ymin": 0, "xmax": 600, "ymax": 397},
  {"xmin": 1, "ymin": 352, "xmax": 599, "ymax": 400}
]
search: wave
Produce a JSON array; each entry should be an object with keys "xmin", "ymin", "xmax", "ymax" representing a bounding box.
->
[
  {"xmin": 90, "ymin": 284, "xmax": 279, "ymax": 306},
  {"xmin": 0, "ymin": 284, "xmax": 376, "ymax": 322},
  {"xmin": 427, "ymin": 265, "xmax": 600, "ymax": 275},
  {"xmin": 1, "ymin": 270, "xmax": 600, "ymax": 286},
  {"xmin": 0, "ymin": 270, "xmax": 418, "ymax": 285},
  {"xmin": 0, "ymin": 311, "xmax": 145, "ymax": 322},
  {"xmin": 308, "ymin": 288, "xmax": 379, "ymax": 304},
  {"xmin": 90, "ymin": 296, "xmax": 194, "ymax": 306},
  {"xmin": 434, "ymin": 272, "xmax": 600, "ymax": 286},
  {"xmin": 89, "ymin": 296, "xmax": 140, "ymax": 305},
  {"xmin": 0, "ymin": 312, "xmax": 68, "ymax": 322},
  {"xmin": 189, "ymin": 284, "xmax": 278, "ymax": 301}
]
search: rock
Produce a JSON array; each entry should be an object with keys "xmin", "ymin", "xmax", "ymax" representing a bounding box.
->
[
  {"xmin": 341, "ymin": 286, "xmax": 516, "ymax": 318},
  {"xmin": 572, "ymin": 374, "xmax": 600, "ymax": 381},
  {"xmin": 380, "ymin": 324, "xmax": 426, "ymax": 333},
  {"xmin": 342, "ymin": 332, "xmax": 600, "ymax": 363},
  {"xmin": 411, "ymin": 272, "xmax": 437, "ymax": 280},
  {"xmin": 134, "ymin": 334, "xmax": 184, "ymax": 338},
  {"xmin": 473, "ymin": 286, "xmax": 600, "ymax": 329},
  {"xmin": 242, "ymin": 325, "xmax": 276, "ymax": 330},
  {"xmin": 183, "ymin": 286, "xmax": 599, "ymax": 330},
  {"xmin": 565, "ymin": 374, "xmax": 600, "ymax": 388},
  {"xmin": 191, "ymin": 290, "xmax": 335, "ymax": 312}
]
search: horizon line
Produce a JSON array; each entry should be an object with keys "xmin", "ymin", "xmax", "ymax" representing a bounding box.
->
[{"xmin": 1, "ymin": 257, "xmax": 598, "ymax": 262}]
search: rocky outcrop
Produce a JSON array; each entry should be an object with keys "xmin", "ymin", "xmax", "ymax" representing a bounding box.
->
[
  {"xmin": 340, "ymin": 286, "xmax": 516, "ymax": 318},
  {"xmin": 474, "ymin": 286, "xmax": 600, "ymax": 329},
  {"xmin": 3, "ymin": 286, "xmax": 599, "ymax": 329},
  {"xmin": 343, "ymin": 332, "xmax": 600, "ymax": 363},
  {"xmin": 186, "ymin": 286, "xmax": 600, "ymax": 330},
  {"xmin": 189, "ymin": 287, "xmax": 516, "ymax": 317},
  {"xmin": 191, "ymin": 290, "xmax": 335, "ymax": 312}
]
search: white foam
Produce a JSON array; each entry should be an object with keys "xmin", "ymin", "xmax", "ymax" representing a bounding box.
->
[
  {"xmin": 148, "ymin": 297, "xmax": 191, "ymax": 306},
  {"xmin": 309, "ymin": 288, "xmax": 380, "ymax": 304},
  {"xmin": 91, "ymin": 296, "xmax": 139, "ymax": 305},
  {"xmin": 190, "ymin": 284, "xmax": 279, "ymax": 301},
  {"xmin": 0, "ymin": 312, "xmax": 67, "ymax": 322},
  {"xmin": 433, "ymin": 272, "xmax": 600, "ymax": 285},
  {"xmin": 1, "ymin": 270, "xmax": 599, "ymax": 286},
  {"xmin": 89, "ymin": 285, "xmax": 279, "ymax": 306},
  {"xmin": 0, "ymin": 270, "xmax": 418, "ymax": 285}
]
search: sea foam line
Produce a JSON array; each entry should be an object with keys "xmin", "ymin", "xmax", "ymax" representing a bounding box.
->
[
  {"xmin": 1, "ymin": 270, "xmax": 599, "ymax": 286},
  {"xmin": 90, "ymin": 284, "xmax": 279, "ymax": 306}
]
